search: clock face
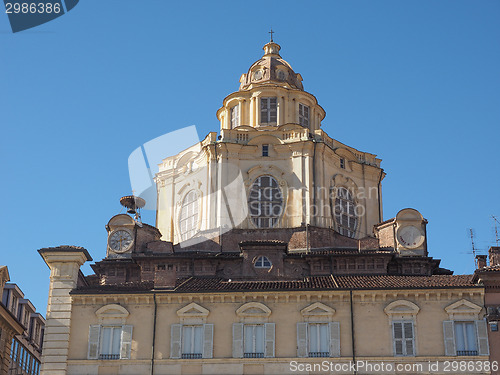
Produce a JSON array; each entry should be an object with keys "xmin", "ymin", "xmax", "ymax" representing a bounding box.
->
[
  {"xmin": 397, "ymin": 225, "xmax": 424, "ymax": 249},
  {"xmin": 108, "ymin": 230, "xmax": 133, "ymax": 253}
]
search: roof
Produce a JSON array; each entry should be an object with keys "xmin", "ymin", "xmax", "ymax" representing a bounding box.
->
[
  {"xmin": 478, "ymin": 264, "xmax": 500, "ymax": 272},
  {"xmin": 72, "ymin": 275, "xmax": 478, "ymax": 295}
]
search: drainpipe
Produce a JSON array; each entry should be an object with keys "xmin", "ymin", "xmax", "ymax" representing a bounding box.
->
[
  {"xmin": 350, "ymin": 290, "xmax": 357, "ymax": 374},
  {"xmin": 150, "ymin": 292, "xmax": 157, "ymax": 375}
]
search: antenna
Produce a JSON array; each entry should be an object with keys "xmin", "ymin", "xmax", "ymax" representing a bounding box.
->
[
  {"xmin": 492, "ymin": 215, "xmax": 499, "ymax": 246},
  {"xmin": 470, "ymin": 228, "xmax": 477, "ymax": 267}
]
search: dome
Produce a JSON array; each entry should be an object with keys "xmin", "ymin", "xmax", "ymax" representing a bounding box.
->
[{"xmin": 239, "ymin": 42, "xmax": 304, "ymax": 91}]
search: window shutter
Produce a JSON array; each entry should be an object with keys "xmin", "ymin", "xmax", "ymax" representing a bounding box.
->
[
  {"xmin": 297, "ymin": 322, "xmax": 308, "ymax": 358},
  {"xmin": 329, "ymin": 322, "xmax": 340, "ymax": 357},
  {"xmin": 120, "ymin": 325, "xmax": 133, "ymax": 359},
  {"xmin": 443, "ymin": 320, "xmax": 456, "ymax": 356},
  {"xmin": 404, "ymin": 322, "xmax": 414, "ymax": 356},
  {"xmin": 87, "ymin": 325, "xmax": 100, "ymax": 360},
  {"xmin": 475, "ymin": 320, "xmax": 489, "ymax": 356},
  {"xmin": 232, "ymin": 323, "xmax": 244, "ymax": 358},
  {"xmin": 202, "ymin": 324, "xmax": 214, "ymax": 359},
  {"xmin": 170, "ymin": 324, "xmax": 182, "ymax": 359},
  {"xmin": 264, "ymin": 323, "xmax": 275, "ymax": 358}
]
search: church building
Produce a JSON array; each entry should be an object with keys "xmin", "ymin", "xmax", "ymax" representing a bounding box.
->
[{"xmin": 38, "ymin": 40, "xmax": 497, "ymax": 375}]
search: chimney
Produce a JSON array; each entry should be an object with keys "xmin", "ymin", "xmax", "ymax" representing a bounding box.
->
[
  {"xmin": 489, "ymin": 246, "xmax": 500, "ymax": 266},
  {"xmin": 476, "ymin": 254, "xmax": 487, "ymax": 269}
]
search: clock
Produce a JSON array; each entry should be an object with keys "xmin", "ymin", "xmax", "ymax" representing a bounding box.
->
[
  {"xmin": 397, "ymin": 225, "xmax": 424, "ymax": 249},
  {"xmin": 108, "ymin": 229, "xmax": 134, "ymax": 253}
]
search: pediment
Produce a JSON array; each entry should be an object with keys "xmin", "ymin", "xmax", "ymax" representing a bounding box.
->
[
  {"xmin": 177, "ymin": 302, "xmax": 209, "ymax": 318},
  {"xmin": 384, "ymin": 300, "xmax": 420, "ymax": 316},
  {"xmin": 445, "ymin": 299, "xmax": 482, "ymax": 319},
  {"xmin": 301, "ymin": 302, "xmax": 336, "ymax": 317},
  {"xmin": 236, "ymin": 302, "xmax": 271, "ymax": 318},
  {"xmin": 95, "ymin": 304, "xmax": 129, "ymax": 320}
]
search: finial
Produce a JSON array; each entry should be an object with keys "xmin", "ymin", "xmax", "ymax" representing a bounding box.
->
[{"xmin": 269, "ymin": 28, "xmax": 275, "ymax": 42}]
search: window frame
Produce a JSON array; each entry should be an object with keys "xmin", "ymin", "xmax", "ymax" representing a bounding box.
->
[
  {"xmin": 262, "ymin": 144, "xmax": 269, "ymax": 157},
  {"xmin": 454, "ymin": 321, "xmax": 479, "ymax": 356},
  {"xmin": 231, "ymin": 104, "xmax": 240, "ymax": 128},
  {"xmin": 260, "ymin": 97, "xmax": 277, "ymax": 125},
  {"xmin": 243, "ymin": 324, "xmax": 265, "ymax": 358},
  {"xmin": 308, "ymin": 322, "xmax": 329, "ymax": 358},
  {"xmin": 179, "ymin": 190, "xmax": 199, "ymax": 241},
  {"xmin": 392, "ymin": 320, "xmax": 415, "ymax": 357},
  {"xmin": 248, "ymin": 175, "xmax": 283, "ymax": 228},
  {"xmin": 99, "ymin": 325, "xmax": 123, "ymax": 360},
  {"xmin": 181, "ymin": 325, "xmax": 204, "ymax": 359},
  {"xmin": 254, "ymin": 256, "xmax": 272, "ymax": 269},
  {"xmin": 299, "ymin": 103, "xmax": 310, "ymax": 127},
  {"xmin": 332, "ymin": 187, "xmax": 358, "ymax": 238}
]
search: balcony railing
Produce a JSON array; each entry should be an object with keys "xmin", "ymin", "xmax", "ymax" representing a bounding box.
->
[
  {"xmin": 244, "ymin": 352, "xmax": 264, "ymax": 358},
  {"xmin": 99, "ymin": 354, "xmax": 119, "ymax": 360},
  {"xmin": 181, "ymin": 353, "xmax": 202, "ymax": 359},
  {"xmin": 457, "ymin": 350, "xmax": 478, "ymax": 356},
  {"xmin": 309, "ymin": 352, "xmax": 329, "ymax": 358}
]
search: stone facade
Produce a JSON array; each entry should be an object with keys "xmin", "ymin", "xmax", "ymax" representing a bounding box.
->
[{"xmin": 38, "ymin": 40, "xmax": 498, "ymax": 375}]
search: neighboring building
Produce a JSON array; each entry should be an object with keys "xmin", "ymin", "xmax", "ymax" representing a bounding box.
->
[
  {"xmin": 39, "ymin": 40, "xmax": 496, "ymax": 375},
  {"xmin": 474, "ymin": 247, "xmax": 500, "ymax": 375},
  {"xmin": 0, "ymin": 267, "xmax": 44, "ymax": 375}
]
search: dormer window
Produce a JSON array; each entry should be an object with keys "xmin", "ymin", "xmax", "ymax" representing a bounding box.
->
[
  {"xmin": 255, "ymin": 256, "xmax": 272, "ymax": 268},
  {"xmin": 277, "ymin": 70, "xmax": 286, "ymax": 81},
  {"xmin": 261, "ymin": 97, "xmax": 277, "ymax": 124},
  {"xmin": 340, "ymin": 158, "xmax": 345, "ymax": 169},
  {"xmin": 262, "ymin": 144, "xmax": 269, "ymax": 157},
  {"xmin": 231, "ymin": 104, "xmax": 240, "ymax": 128},
  {"xmin": 299, "ymin": 103, "xmax": 309, "ymax": 127}
]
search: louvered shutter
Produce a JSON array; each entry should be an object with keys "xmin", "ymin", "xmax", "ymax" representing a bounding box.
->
[
  {"xmin": 443, "ymin": 321, "xmax": 456, "ymax": 356},
  {"xmin": 476, "ymin": 320, "xmax": 489, "ymax": 356},
  {"xmin": 87, "ymin": 325, "xmax": 101, "ymax": 359},
  {"xmin": 264, "ymin": 323, "xmax": 275, "ymax": 358},
  {"xmin": 120, "ymin": 325, "xmax": 133, "ymax": 359},
  {"xmin": 404, "ymin": 322, "xmax": 414, "ymax": 356},
  {"xmin": 232, "ymin": 323, "xmax": 243, "ymax": 358},
  {"xmin": 202, "ymin": 324, "xmax": 214, "ymax": 359},
  {"xmin": 170, "ymin": 324, "xmax": 182, "ymax": 359},
  {"xmin": 329, "ymin": 322, "xmax": 340, "ymax": 357},
  {"xmin": 393, "ymin": 322, "xmax": 404, "ymax": 355},
  {"xmin": 297, "ymin": 323, "xmax": 308, "ymax": 358}
]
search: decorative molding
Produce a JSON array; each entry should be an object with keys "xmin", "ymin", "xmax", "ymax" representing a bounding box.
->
[
  {"xmin": 445, "ymin": 299, "xmax": 482, "ymax": 320},
  {"xmin": 95, "ymin": 304, "xmax": 129, "ymax": 324}
]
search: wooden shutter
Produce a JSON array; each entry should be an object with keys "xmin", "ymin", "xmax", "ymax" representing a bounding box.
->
[
  {"xmin": 120, "ymin": 325, "xmax": 133, "ymax": 359},
  {"xmin": 87, "ymin": 325, "xmax": 100, "ymax": 360},
  {"xmin": 264, "ymin": 323, "xmax": 275, "ymax": 358},
  {"xmin": 393, "ymin": 322, "xmax": 404, "ymax": 355},
  {"xmin": 443, "ymin": 320, "xmax": 456, "ymax": 356},
  {"xmin": 232, "ymin": 323, "xmax": 243, "ymax": 358},
  {"xmin": 170, "ymin": 324, "xmax": 182, "ymax": 359},
  {"xmin": 329, "ymin": 322, "xmax": 340, "ymax": 357},
  {"xmin": 202, "ymin": 324, "xmax": 214, "ymax": 359},
  {"xmin": 476, "ymin": 320, "xmax": 489, "ymax": 356},
  {"xmin": 404, "ymin": 322, "xmax": 414, "ymax": 356},
  {"xmin": 297, "ymin": 322, "xmax": 308, "ymax": 358}
]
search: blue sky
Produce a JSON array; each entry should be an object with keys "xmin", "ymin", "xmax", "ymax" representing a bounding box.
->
[{"xmin": 1, "ymin": 1, "xmax": 499, "ymax": 313}]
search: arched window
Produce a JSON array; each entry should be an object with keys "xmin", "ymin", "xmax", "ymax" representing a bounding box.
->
[
  {"xmin": 255, "ymin": 256, "xmax": 272, "ymax": 268},
  {"xmin": 248, "ymin": 176, "xmax": 283, "ymax": 228},
  {"xmin": 277, "ymin": 70, "xmax": 286, "ymax": 81},
  {"xmin": 333, "ymin": 187, "xmax": 357, "ymax": 238},
  {"xmin": 179, "ymin": 190, "xmax": 199, "ymax": 240}
]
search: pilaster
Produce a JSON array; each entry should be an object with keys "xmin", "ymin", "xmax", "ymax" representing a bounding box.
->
[{"xmin": 38, "ymin": 246, "xmax": 92, "ymax": 375}]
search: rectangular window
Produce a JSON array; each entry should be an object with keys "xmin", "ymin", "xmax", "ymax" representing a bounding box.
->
[
  {"xmin": 340, "ymin": 158, "xmax": 345, "ymax": 169},
  {"xmin": 99, "ymin": 326, "xmax": 122, "ymax": 360},
  {"xmin": 308, "ymin": 323, "xmax": 329, "ymax": 357},
  {"xmin": 393, "ymin": 321, "xmax": 415, "ymax": 356},
  {"xmin": 231, "ymin": 104, "xmax": 240, "ymax": 128},
  {"xmin": 455, "ymin": 322, "xmax": 478, "ymax": 356},
  {"xmin": 244, "ymin": 324, "xmax": 264, "ymax": 358},
  {"xmin": 299, "ymin": 103, "xmax": 310, "ymax": 127},
  {"xmin": 262, "ymin": 144, "xmax": 269, "ymax": 157},
  {"xmin": 261, "ymin": 97, "xmax": 277, "ymax": 124},
  {"xmin": 182, "ymin": 325, "xmax": 203, "ymax": 359}
]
